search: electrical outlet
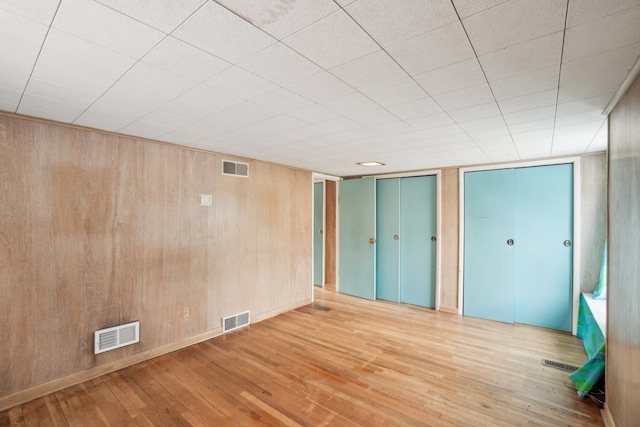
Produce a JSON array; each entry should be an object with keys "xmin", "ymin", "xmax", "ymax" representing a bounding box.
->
[{"xmin": 183, "ymin": 306, "xmax": 190, "ymax": 319}]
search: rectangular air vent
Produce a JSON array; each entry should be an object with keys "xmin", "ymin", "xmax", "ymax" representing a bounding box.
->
[
  {"xmin": 541, "ymin": 359, "xmax": 579, "ymax": 372},
  {"xmin": 222, "ymin": 160, "xmax": 249, "ymax": 177},
  {"xmin": 94, "ymin": 321, "xmax": 140, "ymax": 355},
  {"xmin": 222, "ymin": 311, "xmax": 250, "ymax": 333}
]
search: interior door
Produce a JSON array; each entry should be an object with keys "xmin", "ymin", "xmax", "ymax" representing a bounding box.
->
[
  {"xmin": 339, "ymin": 177, "xmax": 376, "ymax": 300},
  {"xmin": 313, "ymin": 182, "xmax": 324, "ymax": 287},
  {"xmin": 400, "ymin": 175, "xmax": 437, "ymax": 308},
  {"xmin": 514, "ymin": 164, "xmax": 573, "ymax": 331},
  {"xmin": 376, "ymin": 178, "xmax": 400, "ymax": 302},
  {"xmin": 463, "ymin": 169, "xmax": 516, "ymax": 323}
]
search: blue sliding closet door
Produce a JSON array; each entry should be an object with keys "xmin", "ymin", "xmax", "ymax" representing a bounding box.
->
[
  {"xmin": 463, "ymin": 164, "xmax": 573, "ymax": 331},
  {"xmin": 515, "ymin": 164, "xmax": 573, "ymax": 331},
  {"xmin": 376, "ymin": 179, "xmax": 400, "ymax": 302},
  {"xmin": 313, "ymin": 182, "xmax": 324, "ymax": 287},
  {"xmin": 400, "ymin": 176, "xmax": 437, "ymax": 308},
  {"xmin": 464, "ymin": 169, "xmax": 516, "ymax": 323},
  {"xmin": 339, "ymin": 178, "xmax": 376, "ymax": 300}
]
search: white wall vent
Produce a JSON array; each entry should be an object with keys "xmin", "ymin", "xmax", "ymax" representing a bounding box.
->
[
  {"xmin": 94, "ymin": 321, "xmax": 140, "ymax": 355},
  {"xmin": 222, "ymin": 311, "xmax": 250, "ymax": 333},
  {"xmin": 222, "ymin": 160, "xmax": 249, "ymax": 178}
]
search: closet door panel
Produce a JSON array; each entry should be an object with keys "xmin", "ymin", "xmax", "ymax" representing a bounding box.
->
[
  {"xmin": 376, "ymin": 179, "xmax": 400, "ymax": 302},
  {"xmin": 463, "ymin": 169, "xmax": 516, "ymax": 323},
  {"xmin": 313, "ymin": 182, "xmax": 324, "ymax": 286},
  {"xmin": 339, "ymin": 178, "xmax": 376, "ymax": 300},
  {"xmin": 514, "ymin": 164, "xmax": 573, "ymax": 331},
  {"xmin": 399, "ymin": 176, "xmax": 437, "ymax": 308}
]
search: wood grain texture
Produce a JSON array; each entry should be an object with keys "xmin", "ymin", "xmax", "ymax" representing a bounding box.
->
[
  {"xmin": 579, "ymin": 153, "xmax": 607, "ymax": 293},
  {"xmin": 324, "ymin": 180, "xmax": 337, "ymax": 290},
  {"xmin": 0, "ymin": 288, "xmax": 602, "ymax": 426},
  {"xmin": 0, "ymin": 115, "xmax": 313, "ymax": 407},
  {"xmin": 607, "ymin": 72, "xmax": 640, "ymax": 427},
  {"xmin": 439, "ymin": 168, "xmax": 459, "ymax": 311}
]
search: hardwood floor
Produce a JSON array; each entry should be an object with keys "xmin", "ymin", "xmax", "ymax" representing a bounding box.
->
[{"xmin": 1, "ymin": 288, "xmax": 602, "ymax": 426}]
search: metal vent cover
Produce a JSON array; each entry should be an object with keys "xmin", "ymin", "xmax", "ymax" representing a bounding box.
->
[
  {"xmin": 222, "ymin": 160, "xmax": 249, "ymax": 177},
  {"xmin": 541, "ymin": 359, "xmax": 579, "ymax": 372},
  {"xmin": 94, "ymin": 321, "xmax": 140, "ymax": 354},
  {"xmin": 222, "ymin": 311, "xmax": 250, "ymax": 333}
]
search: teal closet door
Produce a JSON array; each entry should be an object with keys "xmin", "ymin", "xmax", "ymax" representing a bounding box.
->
[
  {"xmin": 313, "ymin": 182, "xmax": 324, "ymax": 287},
  {"xmin": 339, "ymin": 178, "xmax": 376, "ymax": 300},
  {"xmin": 376, "ymin": 179, "xmax": 400, "ymax": 302},
  {"xmin": 514, "ymin": 164, "xmax": 573, "ymax": 331},
  {"xmin": 399, "ymin": 176, "xmax": 437, "ymax": 308},
  {"xmin": 464, "ymin": 169, "xmax": 516, "ymax": 323}
]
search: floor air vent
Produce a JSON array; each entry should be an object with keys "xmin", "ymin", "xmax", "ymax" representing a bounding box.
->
[
  {"xmin": 541, "ymin": 359, "xmax": 579, "ymax": 372},
  {"xmin": 222, "ymin": 311, "xmax": 250, "ymax": 333},
  {"xmin": 222, "ymin": 160, "xmax": 249, "ymax": 177},
  {"xmin": 94, "ymin": 321, "xmax": 140, "ymax": 355}
]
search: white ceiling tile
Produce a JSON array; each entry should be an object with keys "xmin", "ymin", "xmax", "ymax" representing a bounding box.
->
[
  {"xmin": 74, "ymin": 99, "xmax": 152, "ymax": 132},
  {"xmin": 458, "ymin": 115, "xmax": 505, "ymax": 132},
  {"xmin": 40, "ymin": 29, "xmax": 137, "ymax": 81},
  {"xmin": 142, "ymin": 36, "xmax": 231, "ymax": 81},
  {"xmin": 483, "ymin": 144, "xmax": 521, "ymax": 162},
  {"xmin": 157, "ymin": 98, "xmax": 220, "ymax": 122},
  {"xmin": 137, "ymin": 110, "xmax": 198, "ymax": 129},
  {"xmin": 239, "ymin": 42, "xmax": 321, "ymax": 86},
  {"xmin": 345, "ymin": 0, "xmax": 457, "ymax": 47},
  {"xmin": 567, "ymin": 0, "xmax": 640, "ymax": 28},
  {"xmin": 515, "ymin": 140, "xmax": 552, "ymax": 157},
  {"xmin": 206, "ymin": 66, "xmax": 277, "ymax": 99},
  {"xmin": 30, "ymin": 57, "xmax": 117, "ymax": 96},
  {"xmin": 321, "ymin": 92, "xmax": 378, "ymax": 115},
  {"xmin": 175, "ymin": 83, "xmax": 244, "ymax": 114},
  {"xmin": 556, "ymin": 94, "xmax": 613, "ymax": 117},
  {"xmin": 216, "ymin": 0, "xmax": 339, "ymax": 39},
  {"xmin": 450, "ymin": 147, "xmax": 490, "ymax": 163},
  {"xmin": 414, "ymin": 58, "xmax": 486, "ymax": 96},
  {"xmin": 503, "ymin": 105, "xmax": 556, "ymax": 126},
  {"xmin": 462, "ymin": 0, "xmax": 567, "ymax": 55},
  {"xmin": 159, "ymin": 128, "xmax": 209, "ymax": 145},
  {"xmin": 17, "ymin": 105, "xmax": 80, "ymax": 123},
  {"xmin": 466, "ymin": 126, "xmax": 511, "ymax": 140},
  {"xmin": 0, "ymin": 68, "xmax": 29, "ymax": 93},
  {"xmin": 283, "ymin": 11, "xmax": 379, "ymax": 69},
  {"xmin": 489, "ymin": 65, "xmax": 560, "ymax": 100},
  {"xmin": 173, "ymin": 1, "xmax": 276, "ymax": 64},
  {"xmin": 386, "ymin": 97, "xmax": 443, "ymax": 120},
  {"xmin": 362, "ymin": 78, "xmax": 426, "ymax": 107},
  {"xmin": 222, "ymin": 101, "xmax": 279, "ymax": 123},
  {"xmin": 250, "ymin": 88, "xmax": 313, "ymax": 113},
  {"xmin": 432, "ymin": 83, "xmax": 494, "ymax": 111},
  {"xmin": 52, "ymin": 0, "xmax": 165, "ymax": 58},
  {"xmin": 19, "ymin": 92, "xmax": 85, "ymax": 120},
  {"xmin": 0, "ymin": 97, "xmax": 19, "ymax": 113},
  {"xmin": 554, "ymin": 112, "xmax": 606, "ymax": 128},
  {"xmin": 448, "ymin": 102, "xmax": 501, "ymax": 123},
  {"xmin": 23, "ymin": 79, "xmax": 97, "ymax": 108},
  {"xmin": 0, "ymin": 9, "xmax": 48, "ymax": 75},
  {"xmin": 511, "ymin": 129, "xmax": 554, "ymax": 143},
  {"xmin": 507, "ymin": 118, "xmax": 555, "ymax": 134},
  {"xmin": 343, "ymin": 106, "xmax": 398, "ymax": 127},
  {"xmin": 585, "ymin": 119, "xmax": 608, "ymax": 152},
  {"xmin": 479, "ymin": 32, "xmax": 563, "ymax": 81},
  {"xmin": 370, "ymin": 120, "xmax": 414, "ymax": 136},
  {"xmin": 558, "ymin": 78, "xmax": 623, "ymax": 104},
  {"xmin": 387, "ymin": 21, "xmax": 475, "ymax": 76},
  {"xmin": 93, "ymin": 0, "xmax": 206, "ymax": 33},
  {"xmin": 497, "ymin": 89, "xmax": 557, "ymax": 114},
  {"xmin": 452, "ymin": 0, "xmax": 510, "ymax": 19},
  {"xmin": 0, "ymin": 0, "xmax": 60, "ymax": 25},
  {"xmin": 330, "ymin": 50, "xmax": 407, "ymax": 91},
  {"xmin": 187, "ymin": 112, "xmax": 252, "ymax": 135},
  {"xmin": 292, "ymin": 117, "xmax": 362, "ymax": 139},
  {"xmin": 104, "ymin": 62, "xmax": 197, "ymax": 110},
  {"xmin": 560, "ymin": 43, "xmax": 640, "ymax": 88},
  {"xmin": 286, "ymin": 71, "xmax": 354, "ymax": 103},
  {"xmin": 563, "ymin": 6, "xmax": 640, "ymax": 62},
  {"xmin": 119, "ymin": 119, "xmax": 176, "ymax": 140},
  {"xmin": 287, "ymin": 104, "xmax": 339, "ymax": 124},
  {"xmin": 406, "ymin": 112, "xmax": 456, "ymax": 130},
  {"xmin": 236, "ymin": 115, "xmax": 307, "ymax": 138},
  {"xmin": 472, "ymin": 134, "xmax": 515, "ymax": 146}
]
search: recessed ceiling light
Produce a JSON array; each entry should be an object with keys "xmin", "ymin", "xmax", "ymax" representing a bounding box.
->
[{"xmin": 358, "ymin": 161, "xmax": 385, "ymax": 167}]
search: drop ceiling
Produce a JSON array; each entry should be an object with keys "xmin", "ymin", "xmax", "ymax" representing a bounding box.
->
[{"xmin": 1, "ymin": 0, "xmax": 639, "ymax": 176}]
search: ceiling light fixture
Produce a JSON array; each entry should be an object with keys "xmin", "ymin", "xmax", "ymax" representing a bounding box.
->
[{"xmin": 358, "ymin": 161, "xmax": 385, "ymax": 167}]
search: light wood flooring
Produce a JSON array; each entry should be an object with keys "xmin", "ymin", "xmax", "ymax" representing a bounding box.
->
[{"xmin": 1, "ymin": 288, "xmax": 602, "ymax": 426}]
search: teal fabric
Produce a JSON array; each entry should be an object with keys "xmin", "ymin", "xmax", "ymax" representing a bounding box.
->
[
  {"xmin": 569, "ymin": 294, "xmax": 606, "ymax": 395},
  {"xmin": 592, "ymin": 241, "xmax": 607, "ymax": 299}
]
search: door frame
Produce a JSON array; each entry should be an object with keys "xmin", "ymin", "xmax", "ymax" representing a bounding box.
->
[
  {"xmin": 458, "ymin": 157, "xmax": 581, "ymax": 335},
  {"xmin": 312, "ymin": 172, "xmax": 341, "ymax": 297},
  {"xmin": 373, "ymin": 170, "xmax": 442, "ymax": 311}
]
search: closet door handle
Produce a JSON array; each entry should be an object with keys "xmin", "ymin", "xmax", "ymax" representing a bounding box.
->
[
  {"xmin": 393, "ymin": 234, "xmax": 399, "ymax": 240},
  {"xmin": 431, "ymin": 236, "xmax": 437, "ymax": 242},
  {"xmin": 563, "ymin": 240, "xmax": 572, "ymax": 247},
  {"xmin": 507, "ymin": 239, "xmax": 514, "ymax": 246}
]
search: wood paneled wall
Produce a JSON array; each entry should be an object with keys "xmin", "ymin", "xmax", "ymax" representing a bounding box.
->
[
  {"xmin": 607, "ymin": 72, "xmax": 640, "ymax": 427},
  {"xmin": 439, "ymin": 169, "xmax": 459, "ymax": 313},
  {"xmin": 0, "ymin": 114, "xmax": 312, "ymax": 407},
  {"xmin": 324, "ymin": 180, "xmax": 337, "ymax": 290}
]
